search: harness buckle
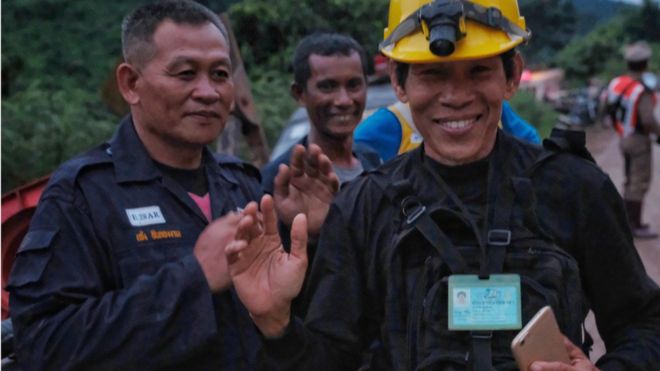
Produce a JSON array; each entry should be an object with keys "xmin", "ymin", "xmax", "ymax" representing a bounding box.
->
[
  {"xmin": 470, "ymin": 331, "xmax": 493, "ymax": 340},
  {"xmin": 402, "ymin": 197, "xmax": 427, "ymax": 224},
  {"xmin": 487, "ymin": 229, "xmax": 511, "ymax": 246}
]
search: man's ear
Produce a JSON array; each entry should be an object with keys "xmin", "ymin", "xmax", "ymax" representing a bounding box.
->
[
  {"xmin": 388, "ymin": 60, "xmax": 409, "ymax": 103},
  {"xmin": 116, "ymin": 63, "xmax": 141, "ymax": 105},
  {"xmin": 290, "ymin": 81, "xmax": 304, "ymax": 104},
  {"xmin": 504, "ymin": 52, "xmax": 524, "ymax": 100}
]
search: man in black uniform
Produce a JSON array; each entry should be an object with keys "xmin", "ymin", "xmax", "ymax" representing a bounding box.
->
[
  {"xmin": 226, "ymin": 0, "xmax": 660, "ymax": 370},
  {"xmin": 6, "ymin": 1, "xmax": 336, "ymax": 370}
]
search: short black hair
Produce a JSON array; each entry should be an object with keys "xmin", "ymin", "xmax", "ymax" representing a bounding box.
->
[
  {"xmin": 394, "ymin": 48, "xmax": 518, "ymax": 87},
  {"xmin": 292, "ymin": 32, "xmax": 368, "ymax": 89},
  {"xmin": 627, "ymin": 60, "xmax": 648, "ymax": 72},
  {"xmin": 122, "ymin": 0, "xmax": 229, "ymax": 67}
]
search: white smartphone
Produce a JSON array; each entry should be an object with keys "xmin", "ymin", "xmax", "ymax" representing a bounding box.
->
[{"xmin": 511, "ymin": 306, "xmax": 571, "ymax": 371}]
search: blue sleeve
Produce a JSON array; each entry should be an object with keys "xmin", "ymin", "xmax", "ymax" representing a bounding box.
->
[
  {"xmin": 501, "ymin": 101, "xmax": 541, "ymax": 145},
  {"xmin": 260, "ymin": 161, "xmax": 279, "ymax": 195},
  {"xmin": 354, "ymin": 108, "xmax": 403, "ymax": 161},
  {"xmin": 260, "ymin": 149, "xmax": 292, "ymax": 195}
]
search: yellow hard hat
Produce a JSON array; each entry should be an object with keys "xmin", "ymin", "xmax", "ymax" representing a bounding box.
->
[{"xmin": 381, "ymin": 0, "xmax": 530, "ymax": 63}]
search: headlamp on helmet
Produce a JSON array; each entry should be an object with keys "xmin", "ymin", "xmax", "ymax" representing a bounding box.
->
[
  {"xmin": 420, "ymin": 0, "xmax": 466, "ymax": 56},
  {"xmin": 381, "ymin": 0, "xmax": 531, "ymax": 58}
]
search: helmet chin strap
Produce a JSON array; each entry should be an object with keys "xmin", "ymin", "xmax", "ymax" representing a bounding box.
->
[{"xmin": 380, "ymin": 0, "xmax": 531, "ymax": 55}]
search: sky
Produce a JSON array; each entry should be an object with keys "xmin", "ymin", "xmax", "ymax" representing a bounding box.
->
[{"xmin": 618, "ymin": 0, "xmax": 660, "ymax": 4}]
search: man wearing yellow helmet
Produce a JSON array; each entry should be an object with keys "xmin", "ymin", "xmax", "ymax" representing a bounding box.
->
[{"xmin": 226, "ymin": 1, "xmax": 660, "ymax": 370}]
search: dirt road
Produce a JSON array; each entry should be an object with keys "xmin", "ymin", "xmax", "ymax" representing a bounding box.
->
[{"xmin": 580, "ymin": 124, "xmax": 660, "ymax": 362}]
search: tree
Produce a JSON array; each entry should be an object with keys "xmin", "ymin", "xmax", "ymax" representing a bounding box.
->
[
  {"xmin": 227, "ymin": 0, "xmax": 388, "ymax": 147},
  {"xmin": 1, "ymin": 1, "xmax": 135, "ymax": 190},
  {"xmin": 518, "ymin": 0, "xmax": 577, "ymax": 67},
  {"xmin": 553, "ymin": 0, "xmax": 660, "ymax": 85}
]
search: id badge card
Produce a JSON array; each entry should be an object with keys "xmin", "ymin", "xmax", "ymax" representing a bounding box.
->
[{"xmin": 448, "ymin": 274, "xmax": 522, "ymax": 331}]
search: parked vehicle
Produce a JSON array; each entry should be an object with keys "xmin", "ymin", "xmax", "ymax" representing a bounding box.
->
[{"xmin": 552, "ymin": 87, "xmax": 600, "ymax": 128}]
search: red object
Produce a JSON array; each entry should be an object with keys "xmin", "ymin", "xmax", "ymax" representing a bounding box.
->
[
  {"xmin": 374, "ymin": 54, "xmax": 389, "ymax": 76},
  {"xmin": 2, "ymin": 176, "xmax": 50, "ymax": 319}
]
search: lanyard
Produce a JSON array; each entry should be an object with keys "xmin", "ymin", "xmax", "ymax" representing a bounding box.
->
[{"xmin": 419, "ymin": 135, "xmax": 516, "ymax": 278}]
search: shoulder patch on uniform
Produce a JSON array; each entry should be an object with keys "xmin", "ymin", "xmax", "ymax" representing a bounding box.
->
[
  {"xmin": 18, "ymin": 229, "xmax": 59, "ymax": 254},
  {"xmin": 43, "ymin": 144, "xmax": 113, "ymax": 200}
]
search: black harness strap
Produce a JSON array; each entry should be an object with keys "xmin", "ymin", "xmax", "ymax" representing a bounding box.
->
[
  {"xmin": 413, "ymin": 211, "xmax": 471, "ymax": 274},
  {"xmin": 469, "ymin": 136, "xmax": 517, "ymax": 371},
  {"xmin": 470, "ymin": 331, "xmax": 494, "ymax": 371},
  {"xmin": 383, "ymin": 180, "xmax": 470, "ymax": 275},
  {"xmin": 373, "ymin": 131, "xmax": 595, "ymax": 370},
  {"xmin": 527, "ymin": 129, "xmax": 596, "ymax": 177}
]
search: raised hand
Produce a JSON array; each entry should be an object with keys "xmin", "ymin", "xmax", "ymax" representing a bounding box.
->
[
  {"xmin": 193, "ymin": 212, "xmax": 241, "ymax": 293},
  {"xmin": 273, "ymin": 144, "xmax": 339, "ymax": 237},
  {"xmin": 226, "ymin": 195, "xmax": 308, "ymax": 337}
]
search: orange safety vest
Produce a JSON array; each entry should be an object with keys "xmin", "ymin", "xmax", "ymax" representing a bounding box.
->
[{"xmin": 606, "ymin": 76, "xmax": 648, "ymax": 138}]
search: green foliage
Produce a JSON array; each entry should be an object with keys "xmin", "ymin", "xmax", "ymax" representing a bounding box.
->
[
  {"xmin": 519, "ymin": 0, "xmax": 577, "ymax": 67},
  {"xmin": 227, "ymin": 0, "xmax": 388, "ymax": 145},
  {"xmin": 554, "ymin": 0, "xmax": 660, "ymax": 86},
  {"xmin": 509, "ymin": 91, "xmax": 558, "ymax": 139},
  {"xmin": 622, "ymin": 0, "xmax": 660, "ymax": 42},
  {"xmin": 553, "ymin": 17, "xmax": 628, "ymax": 85},
  {"xmin": 2, "ymin": 81, "xmax": 117, "ymax": 191},
  {"xmin": 2, "ymin": 1, "xmax": 134, "ymax": 95},
  {"xmin": 2, "ymin": 0, "xmax": 657, "ymax": 191},
  {"xmin": 247, "ymin": 66, "xmax": 297, "ymax": 147},
  {"xmin": 228, "ymin": 0, "xmax": 386, "ymax": 71},
  {"xmin": 1, "ymin": 0, "xmax": 136, "ymax": 191}
]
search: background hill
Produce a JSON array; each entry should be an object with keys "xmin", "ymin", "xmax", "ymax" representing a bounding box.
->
[
  {"xmin": 573, "ymin": 0, "xmax": 633, "ymax": 34},
  {"xmin": 2, "ymin": 0, "xmax": 659, "ymax": 190}
]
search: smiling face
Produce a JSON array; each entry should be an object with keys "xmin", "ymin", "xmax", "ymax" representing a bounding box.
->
[
  {"xmin": 390, "ymin": 54, "xmax": 522, "ymax": 165},
  {"xmin": 294, "ymin": 52, "xmax": 367, "ymax": 142},
  {"xmin": 123, "ymin": 20, "xmax": 233, "ymax": 157}
]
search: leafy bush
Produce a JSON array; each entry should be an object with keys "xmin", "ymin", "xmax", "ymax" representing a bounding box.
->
[
  {"xmin": 227, "ymin": 0, "xmax": 388, "ymax": 146},
  {"xmin": 509, "ymin": 90, "xmax": 558, "ymax": 139},
  {"xmin": 2, "ymin": 82, "xmax": 117, "ymax": 190},
  {"xmin": 2, "ymin": 0, "xmax": 657, "ymax": 192},
  {"xmin": 247, "ymin": 67, "xmax": 296, "ymax": 147},
  {"xmin": 554, "ymin": 0, "xmax": 660, "ymax": 85}
]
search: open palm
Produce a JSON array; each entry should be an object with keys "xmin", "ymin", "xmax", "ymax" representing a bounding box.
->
[
  {"xmin": 273, "ymin": 144, "xmax": 339, "ymax": 236},
  {"xmin": 227, "ymin": 195, "xmax": 308, "ymax": 334}
]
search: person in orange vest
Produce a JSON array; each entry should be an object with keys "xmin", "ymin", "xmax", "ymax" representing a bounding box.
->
[{"xmin": 606, "ymin": 41, "xmax": 660, "ymax": 239}]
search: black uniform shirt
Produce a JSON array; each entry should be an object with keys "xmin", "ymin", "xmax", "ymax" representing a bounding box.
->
[
  {"xmin": 8, "ymin": 117, "xmax": 263, "ymax": 371},
  {"xmin": 260, "ymin": 131, "xmax": 660, "ymax": 371}
]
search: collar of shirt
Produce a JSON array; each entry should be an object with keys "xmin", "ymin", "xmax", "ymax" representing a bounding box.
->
[{"xmin": 106, "ymin": 116, "xmax": 240, "ymax": 186}]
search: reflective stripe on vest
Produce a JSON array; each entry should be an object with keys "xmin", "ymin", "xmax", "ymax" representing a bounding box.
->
[
  {"xmin": 387, "ymin": 101, "xmax": 423, "ymax": 155},
  {"xmin": 607, "ymin": 76, "xmax": 646, "ymax": 138}
]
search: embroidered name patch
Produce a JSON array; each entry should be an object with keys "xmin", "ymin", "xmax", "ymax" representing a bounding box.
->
[
  {"xmin": 126, "ymin": 206, "xmax": 166, "ymax": 227},
  {"xmin": 135, "ymin": 229, "xmax": 183, "ymax": 242},
  {"xmin": 150, "ymin": 229, "xmax": 182, "ymax": 240}
]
